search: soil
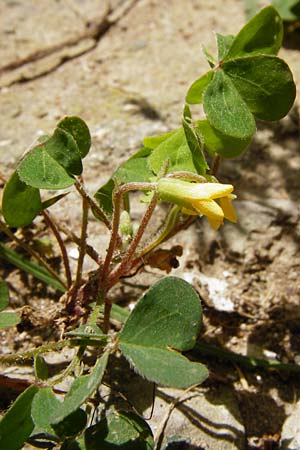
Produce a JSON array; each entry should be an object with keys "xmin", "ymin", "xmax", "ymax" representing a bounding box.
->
[{"xmin": 1, "ymin": 1, "xmax": 300, "ymax": 449}]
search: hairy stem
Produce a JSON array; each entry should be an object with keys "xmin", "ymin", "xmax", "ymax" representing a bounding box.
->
[
  {"xmin": 0, "ymin": 340, "xmax": 72, "ymax": 364},
  {"xmin": 75, "ymin": 178, "xmax": 111, "ymax": 230},
  {"xmin": 56, "ymin": 221, "xmax": 101, "ymax": 264},
  {"xmin": 108, "ymin": 191, "xmax": 158, "ymax": 287},
  {"xmin": 42, "ymin": 210, "xmax": 72, "ymax": 288},
  {"xmin": 101, "ymin": 182, "xmax": 156, "ymax": 282}
]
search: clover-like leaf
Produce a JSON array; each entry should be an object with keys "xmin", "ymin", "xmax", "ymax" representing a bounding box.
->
[
  {"xmin": 57, "ymin": 116, "xmax": 91, "ymax": 158},
  {"xmin": 94, "ymin": 147, "xmax": 153, "ymax": 217},
  {"xmin": 119, "ymin": 277, "xmax": 208, "ymax": 388},
  {"xmin": 222, "ymin": 55, "xmax": 296, "ymax": 121},
  {"xmin": 148, "ymin": 128, "xmax": 199, "ymax": 176},
  {"xmin": 43, "ymin": 127, "xmax": 83, "ymax": 176},
  {"xmin": 216, "ymin": 33, "xmax": 235, "ymax": 60},
  {"xmin": 197, "ymin": 119, "xmax": 252, "ymax": 158},
  {"xmin": 272, "ymin": 0, "xmax": 300, "ymax": 21},
  {"xmin": 185, "ymin": 70, "xmax": 213, "ymax": 104},
  {"xmin": 224, "ymin": 6, "xmax": 283, "ymax": 59},
  {"xmin": 2, "ymin": 171, "xmax": 42, "ymax": 227},
  {"xmin": 182, "ymin": 110, "xmax": 208, "ymax": 175},
  {"xmin": 85, "ymin": 411, "xmax": 154, "ymax": 450},
  {"xmin": 18, "ymin": 146, "xmax": 74, "ymax": 190},
  {"xmin": 0, "ymin": 386, "xmax": 39, "ymax": 450},
  {"xmin": 0, "ymin": 280, "xmax": 20, "ymax": 329},
  {"xmin": 203, "ymin": 70, "xmax": 256, "ymax": 139}
]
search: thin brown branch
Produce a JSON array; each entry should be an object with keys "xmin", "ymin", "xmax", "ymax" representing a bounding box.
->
[{"xmin": 42, "ymin": 210, "xmax": 72, "ymax": 288}]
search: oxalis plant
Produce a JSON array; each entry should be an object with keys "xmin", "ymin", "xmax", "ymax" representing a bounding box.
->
[{"xmin": 0, "ymin": 6, "xmax": 297, "ymax": 450}]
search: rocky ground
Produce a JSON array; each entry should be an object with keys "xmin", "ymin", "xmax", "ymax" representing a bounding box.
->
[{"xmin": 1, "ymin": 0, "xmax": 300, "ymax": 449}]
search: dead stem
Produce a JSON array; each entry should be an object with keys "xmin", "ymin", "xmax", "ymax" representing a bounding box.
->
[
  {"xmin": 74, "ymin": 196, "xmax": 89, "ymax": 288},
  {"xmin": 42, "ymin": 210, "xmax": 72, "ymax": 288}
]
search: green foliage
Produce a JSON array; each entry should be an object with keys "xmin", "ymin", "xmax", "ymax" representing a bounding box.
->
[
  {"xmin": 84, "ymin": 411, "xmax": 153, "ymax": 450},
  {"xmin": 2, "ymin": 171, "xmax": 42, "ymax": 227},
  {"xmin": 0, "ymin": 281, "xmax": 20, "ymax": 329},
  {"xmin": 0, "ymin": 243, "xmax": 66, "ymax": 292},
  {"xmin": 0, "ymin": 386, "xmax": 39, "ymax": 450},
  {"xmin": 0, "ymin": 6, "xmax": 297, "ymax": 449},
  {"xmin": 119, "ymin": 277, "xmax": 208, "ymax": 388},
  {"xmin": 186, "ymin": 5, "xmax": 295, "ymax": 157},
  {"xmin": 272, "ymin": 0, "xmax": 300, "ymax": 21}
]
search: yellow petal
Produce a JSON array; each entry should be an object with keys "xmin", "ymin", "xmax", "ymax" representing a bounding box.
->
[
  {"xmin": 188, "ymin": 182, "xmax": 234, "ymax": 200},
  {"xmin": 219, "ymin": 197, "xmax": 237, "ymax": 223},
  {"xmin": 192, "ymin": 199, "xmax": 224, "ymax": 221},
  {"xmin": 207, "ymin": 216, "xmax": 223, "ymax": 230}
]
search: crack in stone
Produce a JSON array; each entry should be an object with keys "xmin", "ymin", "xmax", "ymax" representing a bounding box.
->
[{"xmin": 0, "ymin": 0, "xmax": 139, "ymax": 87}]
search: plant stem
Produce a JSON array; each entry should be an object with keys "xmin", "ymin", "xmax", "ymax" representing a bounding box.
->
[
  {"xmin": 211, "ymin": 154, "xmax": 221, "ymax": 177},
  {"xmin": 0, "ymin": 218, "xmax": 67, "ymax": 290},
  {"xmin": 75, "ymin": 178, "xmax": 111, "ymax": 230},
  {"xmin": 166, "ymin": 171, "xmax": 207, "ymax": 182},
  {"xmin": 0, "ymin": 340, "xmax": 72, "ymax": 364},
  {"xmin": 74, "ymin": 196, "xmax": 89, "ymax": 288},
  {"xmin": 56, "ymin": 221, "xmax": 101, "ymax": 264},
  {"xmin": 108, "ymin": 191, "xmax": 158, "ymax": 287},
  {"xmin": 42, "ymin": 210, "xmax": 72, "ymax": 288},
  {"xmin": 101, "ymin": 182, "xmax": 156, "ymax": 282}
]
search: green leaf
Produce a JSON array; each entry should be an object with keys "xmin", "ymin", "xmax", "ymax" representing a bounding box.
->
[
  {"xmin": 225, "ymin": 6, "xmax": 283, "ymax": 59},
  {"xmin": 202, "ymin": 46, "xmax": 216, "ymax": 68},
  {"xmin": 2, "ymin": 171, "xmax": 42, "ymax": 227},
  {"xmin": 182, "ymin": 112, "xmax": 208, "ymax": 176},
  {"xmin": 34, "ymin": 355, "xmax": 49, "ymax": 381},
  {"xmin": 65, "ymin": 324, "xmax": 108, "ymax": 346},
  {"xmin": 216, "ymin": 33, "xmax": 235, "ymax": 60},
  {"xmin": 0, "ymin": 385, "xmax": 39, "ymax": 450},
  {"xmin": 197, "ymin": 119, "xmax": 252, "ymax": 158},
  {"xmin": 57, "ymin": 116, "xmax": 91, "ymax": 158},
  {"xmin": 52, "ymin": 409, "xmax": 87, "ymax": 439},
  {"xmin": 119, "ymin": 276, "xmax": 208, "ymax": 388},
  {"xmin": 41, "ymin": 193, "xmax": 69, "ymax": 210},
  {"xmin": 31, "ymin": 388, "xmax": 61, "ymax": 435},
  {"xmin": 203, "ymin": 70, "xmax": 256, "ymax": 139},
  {"xmin": 0, "ymin": 280, "xmax": 9, "ymax": 311},
  {"xmin": 0, "ymin": 280, "xmax": 20, "ymax": 329},
  {"xmin": 223, "ymin": 55, "xmax": 296, "ymax": 121},
  {"xmin": 32, "ymin": 389, "xmax": 87, "ymax": 439},
  {"xmin": 0, "ymin": 243, "xmax": 66, "ymax": 292},
  {"xmin": 94, "ymin": 148, "xmax": 153, "ymax": 217},
  {"xmin": 143, "ymin": 130, "xmax": 177, "ymax": 149},
  {"xmin": 0, "ymin": 311, "xmax": 20, "ymax": 329},
  {"xmin": 44, "ymin": 128, "xmax": 83, "ymax": 176},
  {"xmin": 120, "ymin": 345, "xmax": 208, "ymax": 389},
  {"xmin": 51, "ymin": 351, "xmax": 109, "ymax": 425},
  {"xmin": 148, "ymin": 128, "xmax": 198, "ymax": 176},
  {"xmin": 185, "ymin": 70, "xmax": 213, "ymax": 104},
  {"xmin": 272, "ymin": 0, "xmax": 300, "ymax": 21},
  {"xmin": 18, "ymin": 146, "xmax": 75, "ymax": 190},
  {"xmin": 85, "ymin": 411, "xmax": 154, "ymax": 450}
]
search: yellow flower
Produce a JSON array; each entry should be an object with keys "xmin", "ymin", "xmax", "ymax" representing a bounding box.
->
[{"xmin": 157, "ymin": 177, "xmax": 237, "ymax": 230}]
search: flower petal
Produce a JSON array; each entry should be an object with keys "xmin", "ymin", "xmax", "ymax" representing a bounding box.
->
[
  {"xmin": 192, "ymin": 199, "xmax": 224, "ymax": 221},
  {"xmin": 219, "ymin": 197, "xmax": 237, "ymax": 222}
]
